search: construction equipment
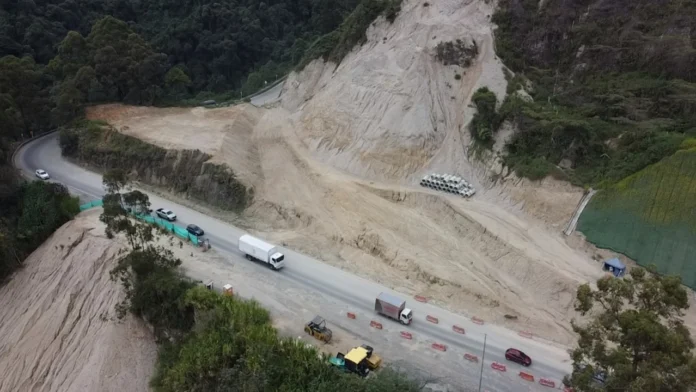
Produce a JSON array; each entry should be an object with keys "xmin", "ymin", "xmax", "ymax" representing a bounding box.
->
[
  {"xmin": 304, "ymin": 315, "xmax": 332, "ymax": 343},
  {"xmin": 329, "ymin": 344, "xmax": 382, "ymax": 377}
]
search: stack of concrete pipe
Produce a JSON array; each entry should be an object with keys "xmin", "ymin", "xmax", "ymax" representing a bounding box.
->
[{"xmin": 419, "ymin": 173, "xmax": 476, "ymax": 198}]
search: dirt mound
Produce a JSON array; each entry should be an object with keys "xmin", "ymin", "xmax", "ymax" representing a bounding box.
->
[{"xmin": 0, "ymin": 210, "xmax": 156, "ymax": 392}]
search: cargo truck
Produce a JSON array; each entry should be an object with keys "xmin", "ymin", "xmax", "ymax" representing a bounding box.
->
[
  {"xmin": 238, "ymin": 234, "xmax": 285, "ymax": 270},
  {"xmin": 374, "ymin": 292, "xmax": 413, "ymax": 325}
]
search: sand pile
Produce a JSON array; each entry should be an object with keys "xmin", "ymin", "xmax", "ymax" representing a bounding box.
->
[{"xmin": 0, "ymin": 210, "xmax": 156, "ymax": 392}]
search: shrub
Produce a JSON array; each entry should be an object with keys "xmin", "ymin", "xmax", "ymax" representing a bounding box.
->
[
  {"xmin": 60, "ymin": 121, "xmax": 251, "ymax": 211},
  {"xmin": 469, "ymin": 87, "xmax": 500, "ymax": 145}
]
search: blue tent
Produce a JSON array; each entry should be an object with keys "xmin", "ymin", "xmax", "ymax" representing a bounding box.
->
[{"xmin": 603, "ymin": 258, "xmax": 626, "ymax": 277}]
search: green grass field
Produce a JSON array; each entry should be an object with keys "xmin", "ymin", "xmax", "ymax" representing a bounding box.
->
[{"xmin": 577, "ymin": 142, "xmax": 696, "ymax": 288}]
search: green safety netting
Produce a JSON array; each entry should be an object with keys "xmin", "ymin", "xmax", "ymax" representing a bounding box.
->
[
  {"xmin": 78, "ymin": 198, "xmax": 200, "ymax": 246},
  {"xmin": 79, "ymin": 199, "xmax": 104, "ymax": 211}
]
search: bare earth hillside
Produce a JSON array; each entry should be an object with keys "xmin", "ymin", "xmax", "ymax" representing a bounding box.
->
[
  {"xmin": 0, "ymin": 210, "xmax": 156, "ymax": 392},
  {"xmin": 86, "ymin": 0, "xmax": 605, "ymax": 345}
]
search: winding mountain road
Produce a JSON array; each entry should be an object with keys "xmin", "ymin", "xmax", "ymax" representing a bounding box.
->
[{"xmin": 14, "ymin": 122, "xmax": 573, "ymax": 392}]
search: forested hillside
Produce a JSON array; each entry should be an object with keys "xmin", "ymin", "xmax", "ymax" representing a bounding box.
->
[
  {"xmin": 1, "ymin": 0, "xmax": 360, "ymax": 91},
  {"xmin": 492, "ymin": 0, "xmax": 696, "ymax": 186}
]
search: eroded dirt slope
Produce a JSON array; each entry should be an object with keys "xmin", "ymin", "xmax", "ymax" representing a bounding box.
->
[
  {"xmin": 0, "ymin": 210, "xmax": 156, "ymax": 392},
  {"xmin": 85, "ymin": 0, "xmax": 603, "ymax": 345}
]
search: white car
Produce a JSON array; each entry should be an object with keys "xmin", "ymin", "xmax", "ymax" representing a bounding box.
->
[
  {"xmin": 156, "ymin": 208, "xmax": 177, "ymax": 221},
  {"xmin": 35, "ymin": 169, "xmax": 50, "ymax": 180}
]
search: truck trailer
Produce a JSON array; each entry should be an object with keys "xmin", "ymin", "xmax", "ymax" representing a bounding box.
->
[
  {"xmin": 374, "ymin": 292, "xmax": 413, "ymax": 325},
  {"xmin": 238, "ymin": 234, "xmax": 285, "ymax": 270}
]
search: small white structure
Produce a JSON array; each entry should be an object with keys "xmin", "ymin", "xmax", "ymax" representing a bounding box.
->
[{"xmin": 420, "ymin": 173, "xmax": 476, "ymax": 198}]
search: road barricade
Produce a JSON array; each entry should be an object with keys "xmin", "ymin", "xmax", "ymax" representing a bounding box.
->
[
  {"xmin": 519, "ymin": 372, "xmax": 534, "ymax": 382},
  {"xmin": 452, "ymin": 325, "xmax": 465, "ymax": 334},
  {"xmin": 414, "ymin": 295, "xmax": 428, "ymax": 303},
  {"xmin": 400, "ymin": 331, "xmax": 413, "ymax": 340},
  {"xmin": 426, "ymin": 315, "xmax": 439, "ymax": 324},
  {"xmin": 431, "ymin": 343, "xmax": 447, "ymax": 352},
  {"xmin": 464, "ymin": 353, "xmax": 478, "ymax": 363},
  {"xmin": 539, "ymin": 378, "xmax": 555, "ymax": 388},
  {"xmin": 471, "ymin": 316, "xmax": 484, "ymax": 325},
  {"xmin": 347, "ymin": 312, "xmax": 356, "ymax": 319},
  {"xmin": 370, "ymin": 320, "xmax": 383, "ymax": 330},
  {"xmin": 491, "ymin": 362, "xmax": 506, "ymax": 372},
  {"xmin": 518, "ymin": 330, "xmax": 534, "ymax": 338}
]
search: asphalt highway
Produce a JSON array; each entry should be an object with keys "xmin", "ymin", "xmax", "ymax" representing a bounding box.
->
[{"xmin": 15, "ymin": 129, "xmax": 573, "ymax": 392}]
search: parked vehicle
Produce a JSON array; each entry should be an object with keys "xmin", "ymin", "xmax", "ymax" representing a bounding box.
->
[
  {"xmin": 505, "ymin": 348, "xmax": 532, "ymax": 367},
  {"xmin": 186, "ymin": 224, "xmax": 204, "ymax": 237},
  {"xmin": 374, "ymin": 292, "xmax": 413, "ymax": 325},
  {"xmin": 156, "ymin": 208, "xmax": 177, "ymax": 221},
  {"xmin": 238, "ymin": 234, "xmax": 285, "ymax": 270},
  {"xmin": 35, "ymin": 169, "xmax": 49, "ymax": 180}
]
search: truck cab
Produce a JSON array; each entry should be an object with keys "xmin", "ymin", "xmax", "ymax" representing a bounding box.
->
[
  {"xmin": 270, "ymin": 252, "xmax": 285, "ymax": 269},
  {"xmin": 401, "ymin": 308, "xmax": 413, "ymax": 325}
]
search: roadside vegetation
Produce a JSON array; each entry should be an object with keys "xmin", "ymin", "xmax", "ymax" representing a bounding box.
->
[
  {"xmin": 100, "ymin": 170, "xmax": 421, "ymax": 391},
  {"xmin": 566, "ymin": 267, "xmax": 696, "ymax": 391},
  {"xmin": 491, "ymin": 0, "xmax": 696, "ymax": 187},
  {"xmin": 60, "ymin": 120, "xmax": 250, "ymax": 211}
]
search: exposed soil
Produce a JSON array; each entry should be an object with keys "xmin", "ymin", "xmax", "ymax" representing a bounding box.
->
[
  {"xmin": 0, "ymin": 211, "xmax": 156, "ymax": 392},
  {"xmin": 85, "ymin": 0, "xmax": 606, "ymax": 346}
]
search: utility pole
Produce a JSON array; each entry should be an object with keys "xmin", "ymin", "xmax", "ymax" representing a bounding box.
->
[{"xmin": 478, "ymin": 333, "xmax": 487, "ymax": 392}]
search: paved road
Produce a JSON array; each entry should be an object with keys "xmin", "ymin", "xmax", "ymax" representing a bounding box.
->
[{"xmin": 15, "ymin": 138, "xmax": 573, "ymax": 392}]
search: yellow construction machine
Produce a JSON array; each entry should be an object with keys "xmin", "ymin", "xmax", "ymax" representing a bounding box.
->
[
  {"xmin": 304, "ymin": 315, "xmax": 333, "ymax": 343},
  {"xmin": 329, "ymin": 344, "xmax": 382, "ymax": 377}
]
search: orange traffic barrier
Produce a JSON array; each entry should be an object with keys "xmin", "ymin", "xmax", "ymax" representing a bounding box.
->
[
  {"xmin": 426, "ymin": 315, "xmax": 439, "ymax": 324},
  {"xmin": 431, "ymin": 343, "xmax": 447, "ymax": 351},
  {"xmin": 414, "ymin": 295, "xmax": 428, "ymax": 302},
  {"xmin": 370, "ymin": 320, "xmax": 383, "ymax": 330},
  {"xmin": 518, "ymin": 330, "xmax": 533, "ymax": 338},
  {"xmin": 400, "ymin": 331, "xmax": 413, "ymax": 339},
  {"xmin": 347, "ymin": 312, "xmax": 356, "ymax": 319},
  {"xmin": 452, "ymin": 325, "xmax": 465, "ymax": 334},
  {"xmin": 491, "ymin": 362, "xmax": 506, "ymax": 372},
  {"xmin": 539, "ymin": 379, "xmax": 555, "ymax": 388},
  {"xmin": 471, "ymin": 316, "xmax": 484, "ymax": 325},
  {"xmin": 464, "ymin": 353, "xmax": 478, "ymax": 362},
  {"xmin": 519, "ymin": 372, "xmax": 534, "ymax": 382}
]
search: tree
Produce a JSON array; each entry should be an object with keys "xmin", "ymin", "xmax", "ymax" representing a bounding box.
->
[
  {"xmin": 100, "ymin": 169, "xmax": 153, "ymax": 249},
  {"xmin": 566, "ymin": 268, "xmax": 696, "ymax": 391}
]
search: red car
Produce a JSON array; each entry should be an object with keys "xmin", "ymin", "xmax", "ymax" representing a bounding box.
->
[{"xmin": 505, "ymin": 348, "xmax": 532, "ymax": 367}]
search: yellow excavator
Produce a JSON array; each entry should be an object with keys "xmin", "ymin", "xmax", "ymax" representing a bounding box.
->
[{"xmin": 304, "ymin": 316, "xmax": 333, "ymax": 343}]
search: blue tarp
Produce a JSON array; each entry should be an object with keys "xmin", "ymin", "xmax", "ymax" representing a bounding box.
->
[{"xmin": 603, "ymin": 258, "xmax": 626, "ymax": 277}]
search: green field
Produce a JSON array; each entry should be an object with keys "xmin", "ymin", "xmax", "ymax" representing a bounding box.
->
[{"xmin": 577, "ymin": 143, "xmax": 696, "ymax": 287}]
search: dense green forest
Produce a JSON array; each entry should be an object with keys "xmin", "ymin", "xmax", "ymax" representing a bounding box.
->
[{"xmin": 491, "ymin": 0, "xmax": 696, "ymax": 186}]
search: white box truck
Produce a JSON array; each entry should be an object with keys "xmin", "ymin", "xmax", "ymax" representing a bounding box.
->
[
  {"xmin": 375, "ymin": 292, "xmax": 413, "ymax": 325},
  {"xmin": 238, "ymin": 234, "xmax": 285, "ymax": 270}
]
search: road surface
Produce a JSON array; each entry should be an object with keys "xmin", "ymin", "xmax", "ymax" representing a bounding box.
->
[{"xmin": 15, "ymin": 138, "xmax": 573, "ymax": 392}]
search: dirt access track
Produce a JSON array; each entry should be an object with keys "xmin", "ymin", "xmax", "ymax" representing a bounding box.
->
[{"xmin": 87, "ymin": 0, "xmax": 604, "ymax": 346}]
